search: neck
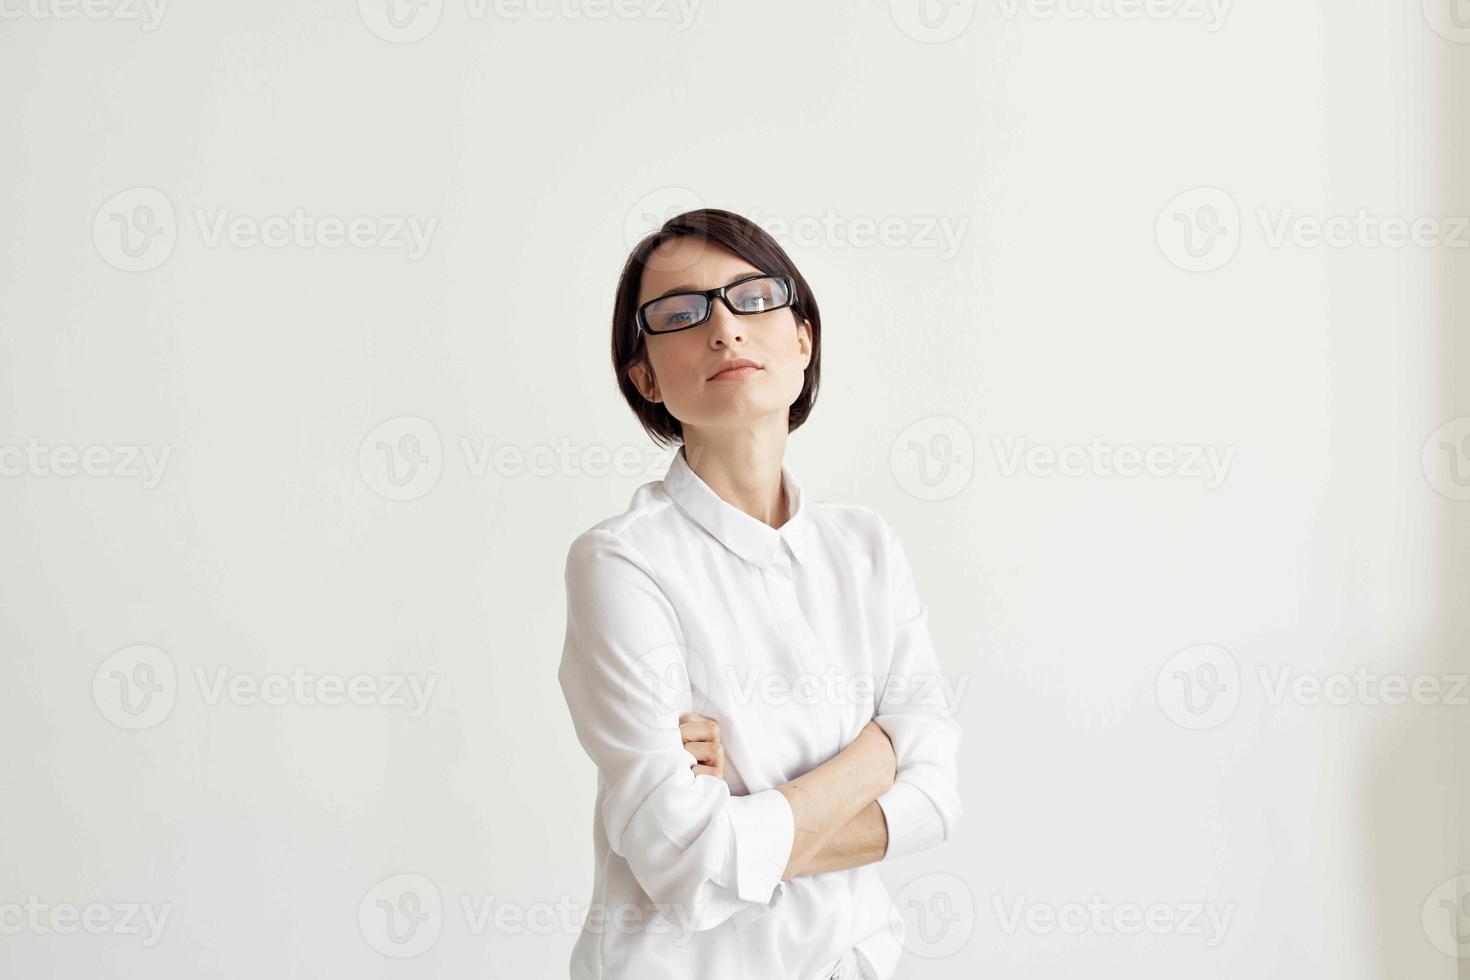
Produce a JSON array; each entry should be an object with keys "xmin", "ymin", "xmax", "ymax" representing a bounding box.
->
[{"xmin": 682, "ymin": 429, "xmax": 790, "ymax": 529}]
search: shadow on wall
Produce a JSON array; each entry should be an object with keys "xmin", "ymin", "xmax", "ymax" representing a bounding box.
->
[
  {"xmin": 1434, "ymin": 14, "xmax": 1470, "ymax": 980},
  {"xmin": 1328, "ymin": 8, "xmax": 1470, "ymax": 980},
  {"xmin": 1446, "ymin": 18, "xmax": 1470, "ymax": 980}
]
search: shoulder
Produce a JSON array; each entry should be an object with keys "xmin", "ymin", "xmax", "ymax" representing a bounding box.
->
[
  {"xmin": 562, "ymin": 478, "xmax": 676, "ymax": 580},
  {"xmin": 809, "ymin": 498, "xmax": 898, "ymax": 550},
  {"xmin": 794, "ymin": 497, "xmax": 910, "ymax": 586}
]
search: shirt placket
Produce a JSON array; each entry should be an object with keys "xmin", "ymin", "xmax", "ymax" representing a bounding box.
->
[
  {"xmin": 760, "ymin": 544, "xmax": 824, "ymax": 668},
  {"xmin": 760, "ymin": 543, "xmax": 845, "ymax": 756}
]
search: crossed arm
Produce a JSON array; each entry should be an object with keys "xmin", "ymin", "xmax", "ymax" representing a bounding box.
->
[
  {"xmin": 680, "ymin": 712, "xmax": 895, "ymax": 878},
  {"xmin": 559, "ymin": 526, "xmax": 961, "ymax": 930}
]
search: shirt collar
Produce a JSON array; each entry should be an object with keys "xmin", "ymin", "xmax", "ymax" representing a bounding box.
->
[{"xmin": 662, "ymin": 445, "xmax": 815, "ymax": 569}]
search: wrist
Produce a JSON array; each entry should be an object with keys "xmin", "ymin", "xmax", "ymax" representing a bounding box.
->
[{"xmin": 859, "ymin": 722, "xmax": 897, "ymax": 798}]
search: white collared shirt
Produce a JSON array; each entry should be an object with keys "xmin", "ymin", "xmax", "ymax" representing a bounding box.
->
[{"xmin": 557, "ymin": 445, "xmax": 963, "ymax": 980}]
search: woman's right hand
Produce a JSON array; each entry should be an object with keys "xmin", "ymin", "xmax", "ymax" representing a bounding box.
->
[{"xmin": 680, "ymin": 711, "xmax": 725, "ymax": 779}]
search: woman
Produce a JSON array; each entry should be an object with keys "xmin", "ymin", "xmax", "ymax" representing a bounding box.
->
[{"xmin": 556, "ymin": 209, "xmax": 963, "ymax": 979}]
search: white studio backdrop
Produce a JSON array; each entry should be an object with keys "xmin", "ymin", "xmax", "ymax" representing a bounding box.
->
[{"xmin": 2, "ymin": 1, "xmax": 1468, "ymax": 978}]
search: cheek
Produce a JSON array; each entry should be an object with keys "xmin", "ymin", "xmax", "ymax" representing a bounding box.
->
[
  {"xmin": 782, "ymin": 361, "xmax": 809, "ymax": 398},
  {"xmin": 650, "ymin": 341, "xmax": 703, "ymax": 391}
]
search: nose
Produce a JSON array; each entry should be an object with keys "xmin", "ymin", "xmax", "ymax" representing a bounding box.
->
[{"xmin": 706, "ymin": 300, "xmax": 745, "ymax": 347}]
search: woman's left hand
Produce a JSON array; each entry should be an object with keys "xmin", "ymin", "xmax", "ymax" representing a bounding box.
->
[{"xmin": 679, "ymin": 711, "xmax": 724, "ymax": 779}]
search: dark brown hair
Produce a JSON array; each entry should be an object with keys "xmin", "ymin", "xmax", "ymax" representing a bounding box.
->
[{"xmin": 611, "ymin": 208, "xmax": 822, "ymax": 450}]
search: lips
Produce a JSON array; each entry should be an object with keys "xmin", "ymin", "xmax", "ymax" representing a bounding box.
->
[{"xmin": 709, "ymin": 359, "xmax": 761, "ymax": 380}]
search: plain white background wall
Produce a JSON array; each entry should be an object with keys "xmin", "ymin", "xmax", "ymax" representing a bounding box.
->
[{"xmin": 1, "ymin": 1, "xmax": 1466, "ymax": 977}]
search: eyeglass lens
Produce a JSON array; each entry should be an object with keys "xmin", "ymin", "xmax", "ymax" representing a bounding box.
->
[{"xmin": 643, "ymin": 276, "xmax": 792, "ymax": 333}]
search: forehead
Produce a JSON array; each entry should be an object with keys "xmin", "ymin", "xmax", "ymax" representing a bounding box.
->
[{"xmin": 637, "ymin": 237, "xmax": 762, "ymax": 303}]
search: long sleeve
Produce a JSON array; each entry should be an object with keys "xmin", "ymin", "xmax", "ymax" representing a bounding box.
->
[
  {"xmin": 556, "ymin": 528, "xmax": 796, "ymax": 931},
  {"xmin": 870, "ymin": 514, "xmax": 964, "ymax": 861}
]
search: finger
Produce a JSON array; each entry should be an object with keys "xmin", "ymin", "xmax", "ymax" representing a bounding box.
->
[
  {"xmin": 686, "ymin": 742, "xmax": 725, "ymax": 777},
  {"xmin": 685, "ymin": 740, "xmax": 720, "ymax": 765},
  {"xmin": 692, "ymin": 764, "xmax": 721, "ymax": 777},
  {"xmin": 679, "ymin": 715, "xmax": 719, "ymax": 745},
  {"xmin": 679, "ymin": 711, "xmax": 713, "ymax": 727}
]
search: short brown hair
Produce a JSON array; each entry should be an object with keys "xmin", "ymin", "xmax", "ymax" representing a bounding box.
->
[{"xmin": 610, "ymin": 208, "xmax": 822, "ymax": 450}]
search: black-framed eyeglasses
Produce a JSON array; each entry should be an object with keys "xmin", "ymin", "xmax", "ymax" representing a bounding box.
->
[{"xmin": 637, "ymin": 274, "xmax": 798, "ymax": 335}]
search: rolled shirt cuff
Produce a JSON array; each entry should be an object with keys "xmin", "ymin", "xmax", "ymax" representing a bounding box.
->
[
  {"xmin": 727, "ymin": 786, "xmax": 795, "ymax": 906},
  {"xmin": 875, "ymin": 779, "xmax": 946, "ymax": 861}
]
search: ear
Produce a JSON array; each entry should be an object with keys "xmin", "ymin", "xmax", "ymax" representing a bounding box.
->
[
  {"xmin": 798, "ymin": 317, "xmax": 813, "ymax": 366},
  {"xmin": 629, "ymin": 360, "xmax": 662, "ymax": 403}
]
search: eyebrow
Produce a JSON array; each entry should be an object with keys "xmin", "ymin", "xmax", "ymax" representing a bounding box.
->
[{"xmin": 647, "ymin": 272, "xmax": 767, "ymax": 303}]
